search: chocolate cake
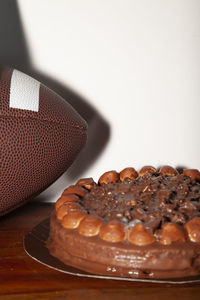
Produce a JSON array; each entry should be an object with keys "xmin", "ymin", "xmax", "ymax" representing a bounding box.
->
[{"xmin": 47, "ymin": 166, "xmax": 200, "ymax": 279}]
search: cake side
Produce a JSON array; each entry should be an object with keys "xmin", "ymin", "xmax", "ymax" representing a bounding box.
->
[{"xmin": 47, "ymin": 211, "xmax": 200, "ymax": 279}]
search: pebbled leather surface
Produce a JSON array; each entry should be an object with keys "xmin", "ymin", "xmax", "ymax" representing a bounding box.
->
[{"xmin": 0, "ymin": 66, "xmax": 87, "ymax": 215}]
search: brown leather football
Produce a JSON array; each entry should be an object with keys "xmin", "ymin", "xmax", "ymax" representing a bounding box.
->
[{"xmin": 0, "ymin": 66, "xmax": 87, "ymax": 216}]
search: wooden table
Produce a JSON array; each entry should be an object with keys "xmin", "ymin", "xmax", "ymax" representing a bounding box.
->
[{"xmin": 0, "ymin": 201, "xmax": 200, "ymax": 300}]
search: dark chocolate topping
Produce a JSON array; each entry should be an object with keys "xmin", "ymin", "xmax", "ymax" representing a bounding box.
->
[{"xmin": 81, "ymin": 172, "xmax": 200, "ymax": 231}]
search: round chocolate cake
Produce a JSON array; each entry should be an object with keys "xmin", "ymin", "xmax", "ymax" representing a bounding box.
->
[{"xmin": 47, "ymin": 166, "xmax": 200, "ymax": 279}]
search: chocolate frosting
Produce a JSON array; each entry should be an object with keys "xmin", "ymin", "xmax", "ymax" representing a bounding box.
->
[{"xmin": 47, "ymin": 212, "xmax": 200, "ymax": 279}]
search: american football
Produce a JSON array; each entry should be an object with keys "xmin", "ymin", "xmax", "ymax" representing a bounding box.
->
[{"xmin": 0, "ymin": 66, "xmax": 87, "ymax": 216}]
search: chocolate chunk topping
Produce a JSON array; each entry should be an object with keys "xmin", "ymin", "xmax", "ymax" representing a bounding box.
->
[{"xmin": 81, "ymin": 171, "xmax": 200, "ymax": 232}]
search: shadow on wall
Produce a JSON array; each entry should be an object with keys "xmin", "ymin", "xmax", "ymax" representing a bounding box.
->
[
  {"xmin": 0, "ymin": 0, "xmax": 110, "ymax": 195},
  {"xmin": 0, "ymin": 0, "xmax": 30, "ymax": 71}
]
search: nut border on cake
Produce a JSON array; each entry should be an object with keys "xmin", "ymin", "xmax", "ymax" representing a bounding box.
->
[{"xmin": 55, "ymin": 166, "xmax": 200, "ymax": 246}]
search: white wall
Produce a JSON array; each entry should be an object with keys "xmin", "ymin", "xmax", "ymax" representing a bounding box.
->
[{"xmin": 17, "ymin": 0, "xmax": 200, "ymax": 202}]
